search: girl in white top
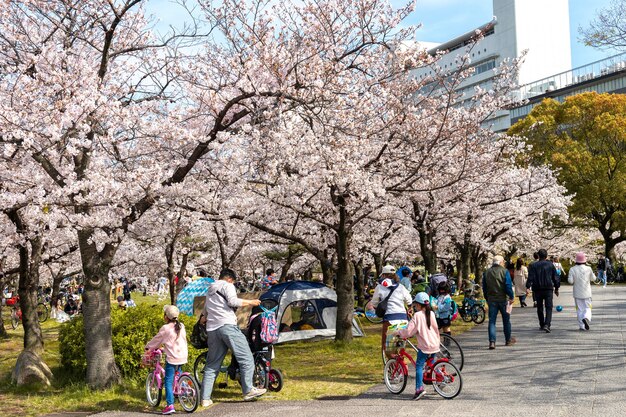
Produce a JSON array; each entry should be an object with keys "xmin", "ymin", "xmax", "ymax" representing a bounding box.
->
[{"xmin": 567, "ymin": 252, "xmax": 594, "ymax": 331}]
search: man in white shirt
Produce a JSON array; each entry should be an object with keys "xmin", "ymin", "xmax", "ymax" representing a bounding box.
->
[{"xmin": 201, "ymin": 269, "xmax": 266, "ymax": 407}]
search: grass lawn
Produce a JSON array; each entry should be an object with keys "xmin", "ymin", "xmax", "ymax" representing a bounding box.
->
[{"xmin": 0, "ymin": 294, "xmax": 475, "ymax": 417}]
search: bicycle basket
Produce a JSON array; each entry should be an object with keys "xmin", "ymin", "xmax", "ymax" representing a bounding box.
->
[
  {"xmin": 141, "ymin": 351, "xmax": 162, "ymax": 368},
  {"xmin": 385, "ymin": 334, "xmax": 406, "ymax": 353}
]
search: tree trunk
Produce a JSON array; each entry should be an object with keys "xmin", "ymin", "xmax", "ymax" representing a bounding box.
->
[
  {"xmin": 371, "ymin": 253, "xmax": 383, "ymax": 278},
  {"xmin": 353, "ymin": 259, "xmax": 365, "ymax": 308},
  {"xmin": 413, "ymin": 201, "xmax": 438, "ymax": 274},
  {"xmin": 19, "ymin": 236, "xmax": 44, "ymax": 353},
  {"xmin": 334, "ymin": 212, "xmax": 354, "ymax": 343},
  {"xmin": 471, "ymin": 246, "xmax": 487, "ymax": 283},
  {"xmin": 50, "ymin": 270, "xmax": 65, "ymax": 311},
  {"xmin": 174, "ymin": 252, "xmax": 189, "ymax": 304},
  {"xmin": 7, "ymin": 209, "xmax": 52, "ymax": 386},
  {"xmin": 0, "ymin": 272, "xmax": 9, "ymax": 339},
  {"xmin": 78, "ymin": 231, "xmax": 121, "ymax": 388},
  {"xmin": 458, "ymin": 240, "xmax": 471, "ymax": 290},
  {"xmin": 320, "ymin": 250, "xmax": 335, "ymax": 287}
]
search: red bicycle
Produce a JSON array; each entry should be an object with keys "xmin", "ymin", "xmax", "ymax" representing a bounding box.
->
[{"xmin": 384, "ymin": 336, "xmax": 462, "ymax": 399}]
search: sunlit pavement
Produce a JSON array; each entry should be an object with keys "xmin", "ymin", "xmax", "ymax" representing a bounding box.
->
[{"xmin": 91, "ymin": 284, "xmax": 626, "ymax": 417}]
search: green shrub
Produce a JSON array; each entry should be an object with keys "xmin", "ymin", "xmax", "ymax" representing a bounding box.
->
[{"xmin": 59, "ymin": 304, "xmax": 203, "ymax": 381}]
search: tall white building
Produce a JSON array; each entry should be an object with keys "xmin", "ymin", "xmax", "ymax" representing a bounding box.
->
[{"xmin": 412, "ymin": 0, "xmax": 572, "ymax": 131}]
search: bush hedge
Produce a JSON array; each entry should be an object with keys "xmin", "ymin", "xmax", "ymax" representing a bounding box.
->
[{"xmin": 59, "ymin": 304, "xmax": 203, "ymax": 381}]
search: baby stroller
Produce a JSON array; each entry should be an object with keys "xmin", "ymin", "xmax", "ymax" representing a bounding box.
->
[{"xmin": 226, "ymin": 303, "xmax": 284, "ymax": 392}]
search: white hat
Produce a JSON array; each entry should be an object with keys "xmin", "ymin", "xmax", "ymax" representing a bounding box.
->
[
  {"xmin": 492, "ymin": 255, "xmax": 504, "ymax": 265},
  {"xmin": 163, "ymin": 305, "xmax": 179, "ymax": 320},
  {"xmin": 381, "ymin": 265, "xmax": 396, "ymax": 275}
]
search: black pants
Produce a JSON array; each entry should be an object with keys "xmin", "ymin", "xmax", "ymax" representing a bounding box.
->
[{"xmin": 534, "ymin": 289, "xmax": 553, "ymax": 328}]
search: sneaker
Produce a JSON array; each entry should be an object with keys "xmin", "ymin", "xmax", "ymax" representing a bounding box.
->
[
  {"xmin": 505, "ymin": 337, "xmax": 517, "ymax": 346},
  {"xmin": 583, "ymin": 318, "xmax": 590, "ymax": 330},
  {"xmin": 243, "ymin": 387, "xmax": 267, "ymax": 401},
  {"xmin": 201, "ymin": 399, "xmax": 213, "ymax": 407},
  {"xmin": 539, "ymin": 326, "xmax": 545, "ymax": 331},
  {"xmin": 544, "ymin": 326, "xmax": 551, "ymax": 333},
  {"xmin": 162, "ymin": 404, "xmax": 175, "ymax": 415},
  {"xmin": 488, "ymin": 341, "xmax": 496, "ymax": 350},
  {"xmin": 412, "ymin": 388, "xmax": 426, "ymax": 400}
]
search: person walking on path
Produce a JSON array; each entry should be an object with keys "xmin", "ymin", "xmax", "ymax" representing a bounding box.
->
[
  {"xmin": 597, "ymin": 254, "xmax": 610, "ymax": 288},
  {"xmin": 528, "ymin": 252, "xmax": 539, "ymax": 307},
  {"xmin": 526, "ymin": 249, "xmax": 560, "ymax": 333},
  {"xmin": 568, "ymin": 252, "xmax": 594, "ymax": 331},
  {"xmin": 201, "ymin": 268, "xmax": 266, "ymax": 407},
  {"xmin": 482, "ymin": 255, "xmax": 516, "ymax": 349},
  {"xmin": 514, "ymin": 258, "xmax": 529, "ymax": 307},
  {"xmin": 369, "ymin": 264, "xmax": 412, "ymax": 359}
]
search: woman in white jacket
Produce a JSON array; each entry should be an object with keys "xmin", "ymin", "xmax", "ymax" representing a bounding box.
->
[{"xmin": 568, "ymin": 252, "xmax": 594, "ymax": 330}]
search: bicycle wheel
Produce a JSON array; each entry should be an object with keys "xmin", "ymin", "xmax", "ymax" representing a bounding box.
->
[
  {"xmin": 253, "ymin": 359, "xmax": 268, "ymax": 389},
  {"xmin": 472, "ymin": 306, "xmax": 486, "ymax": 324},
  {"xmin": 193, "ymin": 352, "xmax": 206, "ymax": 384},
  {"xmin": 145, "ymin": 372, "xmax": 162, "ymax": 407},
  {"xmin": 36, "ymin": 303, "xmax": 48, "ymax": 323},
  {"xmin": 267, "ymin": 368, "xmax": 283, "ymax": 392},
  {"xmin": 461, "ymin": 306, "xmax": 472, "ymax": 322},
  {"xmin": 365, "ymin": 309, "xmax": 383, "ymax": 324},
  {"xmin": 431, "ymin": 360, "xmax": 462, "ymax": 399},
  {"xmin": 437, "ymin": 334, "xmax": 464, "ymax": 371},
  {"xmin": 177, "ymin": 374, "xmax": 199, "ymax": 412},
  {"xmin": 11, "ymin": 308, "xmax": 20, "ymax": 329},
  {"xmin": 383, "ymin": 358, "xmax": 407, "ymax": 394}
]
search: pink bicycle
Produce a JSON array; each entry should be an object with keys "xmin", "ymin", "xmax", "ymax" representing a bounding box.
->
[{"xmin": 143, "ymin": 349, "xmax": 199, "ymax": 412}]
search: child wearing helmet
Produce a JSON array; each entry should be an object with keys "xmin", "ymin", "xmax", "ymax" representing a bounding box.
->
[
  {"xmin": 395, "ymin": 292, "xmax": 440, "ymax": 400},
  {"xmin": 145, "ymin": 305, "xmax": 188, "ymax": 415},
  {"xmin": 433, "ymin": 281, "xmax": 454, "ymax": 338}
]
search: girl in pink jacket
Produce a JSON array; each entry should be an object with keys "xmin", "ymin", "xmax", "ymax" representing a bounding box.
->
[
  {"xmin": 145, "ymin": 305, "xmax": 188, "ymax": 415},
  {"xmin": 397, "ymin": 292, "xmax": 440, "ymax": 400}
]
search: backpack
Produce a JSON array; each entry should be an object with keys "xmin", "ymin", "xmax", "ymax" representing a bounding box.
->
[
  {"xmin": 375, "ymin": 284, "xmax": 398, "ymax": 318},
  {"xmin": 259, "ymin": 306, "xmax": 279, "ymax": 344},
  {"xmin": 190, "ymin": 317, "xmax": 208, "ymax": 349}
]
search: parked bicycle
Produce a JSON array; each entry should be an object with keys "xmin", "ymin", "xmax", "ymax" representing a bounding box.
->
[
  {"xmin": 459, "ymin": 288, "xmax": 486, "ymax": 324},
  {"xmin": 384, "ymin": 336, "xmax": 462, "ymax": 399},
  {"xmin": 193, "ymin": 345, "xmax": 283, "ymax": 392},
  {"xmin": 8, "ymin": 296, "xmax": 49, "ymax": 329},
  {"xmin": 144, "ymin": 348, "xmax": 199, "ymax": 413}
]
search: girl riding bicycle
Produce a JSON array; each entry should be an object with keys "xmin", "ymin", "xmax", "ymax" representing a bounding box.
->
[
  {"xmin": 395, "ymin": 292, "xmax": 440, "ymax": 400},
  {"xmin": 145, "ymin": 305, "xmax": 188, "ymax": 415}
]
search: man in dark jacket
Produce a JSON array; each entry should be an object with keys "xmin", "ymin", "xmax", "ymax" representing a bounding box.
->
[
  {"xmin": 526, "ymin": 249, "xmax": 560, "ymax": 333},
  {"xmin": 482, "ymin": 255, "xmax": 515, "ymax": 350}
]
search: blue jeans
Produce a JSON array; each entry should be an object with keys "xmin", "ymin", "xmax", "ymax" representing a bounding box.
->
[
  {"xmin": 598, "ymin": 270, "xmax": 606, "ymax": 285},
  {"xmin": 415, "ymin": 350, "xmax": 435, "ymax": 391},
  {"xmin": 202, "ymin": 325, "xmax": 255, "ymax": 400},
  {"xmin": 165, "ymin": 362, "xmax": 181, "ymax": 406},
  {"xmin": 487, "ymin": 301, "xmax": 511, "ymax": 343}
]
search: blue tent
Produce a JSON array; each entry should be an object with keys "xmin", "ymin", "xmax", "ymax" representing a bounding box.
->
[
  {"xmin": 260, "ymin": 281, "xmax": 363, "ymax": 343},
  {"xmin": 176, "ymin": 277, "xmax": 214, "ymax": 315}
]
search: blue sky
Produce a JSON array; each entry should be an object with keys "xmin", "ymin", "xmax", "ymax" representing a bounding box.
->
[
  {"xmin": 408, "ymin": 0, "xmax": 614, "ymax": 68},
  {"xmin": 147, "ymin": 0, "xmax": 615, "ymax": 69}
]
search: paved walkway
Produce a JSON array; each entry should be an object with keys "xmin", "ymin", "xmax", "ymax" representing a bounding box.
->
[{"xmin": 92, "ymin": 285, "xmax": 626, "ymax": 417}]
